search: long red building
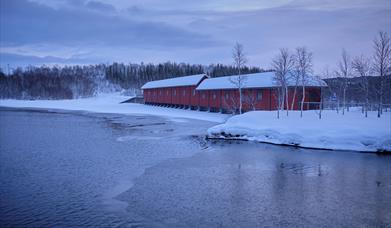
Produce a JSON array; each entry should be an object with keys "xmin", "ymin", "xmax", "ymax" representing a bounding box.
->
[{"xmin": 141, "ymin": 72, "xmax": 327, "ymax": 113}]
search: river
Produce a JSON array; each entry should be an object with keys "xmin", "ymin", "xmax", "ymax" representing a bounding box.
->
[{"xmin": 0, "ymin": 108, "xmax": 390, "ymax": 227}]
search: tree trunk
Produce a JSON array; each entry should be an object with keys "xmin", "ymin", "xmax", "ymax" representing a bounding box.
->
[
  {"xmin": 319, "ymin": 87, "xmax": 322, "ymax": 119},
  {"xmin": 291, "ymin": 86, "xmax": 297, "ymax": 110},
  {"xmin": 285, "ymin": 86, "xmax": 289, "ymax": 116},
  {"xmin": 365, "ymin": 98, "xmax": 368, "ymax": 118},
  {"xmin": 300, "ymin": 86, "xmax": 305, "ymax": 117},
  {"xmin": 342, "ymin": 86, "xmax": 346, "ymax": 115},
  {"xmin": 380, "ymin": 75, "xmax": 383, "ymax": 116},
  {"xmin": 365, "ymin": 87, "xmax": 369, "ymax": 118},
  {"xmin": 281, "ymin": 88, "xmax": 285, "ymax": 112},
  {"xmin": 239, "ymin": 87, "xmax": 242, "ymax": 114},
  {"xmin": 336, "ymin": 99, "xmax": 339, "ymax": 114}
]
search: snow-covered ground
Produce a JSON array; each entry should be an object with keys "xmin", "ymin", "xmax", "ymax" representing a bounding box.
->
[
  {"xmin": 0, "ymin": 93, "xmax": 228, "ymax": 123},
  {"xmin": 208, "ymin": 110, "xmax": 391, "ymax": 152},
  {"xmin": 2, "ymin": 94, "xmax": 390, "ymax": 152}
]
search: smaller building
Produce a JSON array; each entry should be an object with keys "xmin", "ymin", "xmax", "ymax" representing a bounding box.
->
[{"xmin": 141, "ymin": 74, "xmax": 208, "ymax": 109}]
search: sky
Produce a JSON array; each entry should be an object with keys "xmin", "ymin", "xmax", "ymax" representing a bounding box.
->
[{"xmin": 0, "ymin": 0, "xmax": 390, "ymax": 74}]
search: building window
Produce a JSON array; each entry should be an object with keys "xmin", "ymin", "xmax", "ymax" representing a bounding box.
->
[
  {"xmin": 173, "ymin": 90, "xmax": 176, "ymax": 96},
  {"xmin": 159, "ymin": 90, "xmax": 162, "ymax": 95},
  {"xmin": 225, "ymin": 92, "xmax": 229, "ymax": 100},
  {"xmin": 257, "ymin": 90, "xmax": 263, "ymax": 101},
  {"xmin": 167, "ymin": 90, "xmax": 169, "ymax": 95},
  {"xmin": 202, "ymin": 92, "xmax": 206, "ymax": 99},
  {"xmin": 183, "ymin": 90, "xmax": 186, "ymax": 96},
  {"xmin": 193, "ymin": 90, "xmax": 196, "ymax": 96},
  {"xmin": 213, "ymin": 93, "xmax": 216, "ymax": 100}
]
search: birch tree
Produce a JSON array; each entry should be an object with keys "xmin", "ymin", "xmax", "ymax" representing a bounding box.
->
[
  {"xmin": 315, "ymin": 75, "xmax": 324, "ymax": 119},
  {"xmin": 352, "ymin": 55, "xmax": 371, "ymax": 117},
  {"xmin": 373, "ymin": 31, "xmax": 391, "ymax": 117},
  {"xmin": 335, "ymin": 49, "xmax": 351, "ymax": 115},
  {"xmin": 230, "ymin": 42, "xmax": 248, "ymax": 114},
  {"xmin": 290, "ymin": 67, "xmax": 300, "ymax": 110},
  {"xmin": 294, "ymin": 47, "xmax": 313, "ymax": 117},
  {"xmin": 272, "ymin": 48, "xmax": 294, "ymax": 117}
]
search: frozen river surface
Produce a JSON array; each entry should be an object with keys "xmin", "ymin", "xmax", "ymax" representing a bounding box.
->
[{"xmin": 0, "ymin": 108, "xmax": 390, "ymax": 227}]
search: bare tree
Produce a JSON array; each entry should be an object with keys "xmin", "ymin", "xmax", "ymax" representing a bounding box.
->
[
  {"xmin": 373, "ymin": 31, "xmax": 391, "ymax": 117},
  {"xmin": 230, "ymin": 42, "xmax": 248, "ymax": 114},
  {"xmin": 294, "ymin": 47, "xmax": 313, "ymax": 117},
  {"xmin": 352, "ymin": 55, "xmax": 371, "ymax": 117},
  {"xmin": 335, "ymin": 49, "xmax": 351, "ymax": 115},
  {"xmin": 290, "ymin": 68, "xmax": 300, "ymax": 110},
  {"xmin": 222, "ymin": 92, "xmax": 240, "ymax": 114},
  {"xmin": 243, "ymin": 93, "xmax": 257, "ymax": 111},
  {"xmin": 314, "ymin": 75, "xmax": 325, "ymax": 119},
  {"xmin": 272, "ymin": 48, "xmax": 294, "ymax": 117}
]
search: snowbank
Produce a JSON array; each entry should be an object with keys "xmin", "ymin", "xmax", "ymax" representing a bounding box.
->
[
  {"xmin": 208, "ymin": 110, "xmax": 391, "ymax": 152},
  {"xmin": 0, "ymin": 93, "xmax": 228, "ymax": 123}
]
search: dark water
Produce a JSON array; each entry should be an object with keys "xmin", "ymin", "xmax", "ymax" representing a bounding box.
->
[{"xmin": 0, "ymin": 109, "xmax": 390, "ymax": 227}]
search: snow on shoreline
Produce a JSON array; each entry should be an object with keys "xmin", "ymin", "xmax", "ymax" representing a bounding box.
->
[
  {"xmin": 208, "ymin": 110, "xmax": 391, "ymax": 152},
  {"xmin": 0, "ymin": 93, "xmax": 228, "ymax": 123},
  {"xmin": 2, "ymin": 94, "xmax": 390, "ymax": 152}
]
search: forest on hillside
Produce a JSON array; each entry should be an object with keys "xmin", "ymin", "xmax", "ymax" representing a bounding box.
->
[{"xmin": 0, "ymin": 62, "xmax": 266, "ymax": 99}]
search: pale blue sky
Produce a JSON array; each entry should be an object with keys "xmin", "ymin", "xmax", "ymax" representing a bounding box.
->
[{"xmin": 1, "ymin": 0, "xmax": 390, "ymax": 73}]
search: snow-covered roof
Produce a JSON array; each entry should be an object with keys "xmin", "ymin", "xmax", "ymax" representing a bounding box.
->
[
  {"xmin": 196, "ymin": 72, "xmax": 327, "ymax": 90},
  {"xmin": 141, "ymin": 74, "xmax": 208, "ymax": 89}
]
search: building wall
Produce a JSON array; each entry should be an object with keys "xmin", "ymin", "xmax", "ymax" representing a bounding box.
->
[
  {"xmin": 219, "ymin": 88, "xmax": 276, "ymax": 111},
  {"xmin": 143, "ymin": 87, "xmax": 322, "ymax": 111},
  {"xmin": 189, "ymin": 86, "xmax": 199, "ymax": 107},
  {"xmin": 208, "ymin": 90, "xmax": 221, "ymax": 109},
  {"xmin": 284, "ymin": 87, "xmax": 322, "ymax": 110}
]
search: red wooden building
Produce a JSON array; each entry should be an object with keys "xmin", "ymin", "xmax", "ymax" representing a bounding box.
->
[
  {"xmin": 142, "ymin": 72, "xmax": 327, "ymax": 113},
  {"xmin": 141, "ymin": 74, "xmax": 208, "ymax": 109}
]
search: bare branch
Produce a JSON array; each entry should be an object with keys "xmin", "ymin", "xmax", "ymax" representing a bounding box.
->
[
  {"xmin": 294, "ymin": 46, "xmax": 313, "ymax": 117},
  {"xmin": 230, "ymin": 42, "xmax": 248, "ymax": 114},
  {"xmin": 271, "ymin": 48, "xmax": 294, "ymax": 115},
  {"xmin": 372, "ymin": 31, "xmax": 391, "ymax": 116}
]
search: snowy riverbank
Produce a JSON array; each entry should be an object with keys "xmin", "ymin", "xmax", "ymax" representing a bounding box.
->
[
  {"xmin": 207, "ymin": 110, "xmax": 391, "ymax": 152},
  {"xmin": 0, "ymin": 93, "xmax": 228, "ymax": 123},
  {"xmin": 2, "ymin": 94, "xmax": 390, "ymax": 152}
]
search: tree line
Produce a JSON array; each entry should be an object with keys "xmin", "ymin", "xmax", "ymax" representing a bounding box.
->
[
  {"xmin": 0, "ymin": 64, "xmax": 116, "ymax": 99},
  {"xmin": 0, "ymin": 62, "xmax": 267, "ymax": 99},
  {"xmin": 105, "ymin": 62, "xmax": 265, "ymax": 90}
]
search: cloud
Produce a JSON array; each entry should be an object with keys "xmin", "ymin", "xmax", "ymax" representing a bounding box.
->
[
  {"xmin": 85, "ymin": 1, "xmax": 116, "ymax": 12},
  {"xmin": 0, "ymin": 0, "xmax": 220, "ymax": 48},
  {"xmin": 1, "ymin": 0, "xmax": 391, "ymax": 73}
]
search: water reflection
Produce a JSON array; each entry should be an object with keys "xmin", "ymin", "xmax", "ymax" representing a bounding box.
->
[{"xmin": 119, "ymin": 142, "xmax": 391, "ymax": 227}]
